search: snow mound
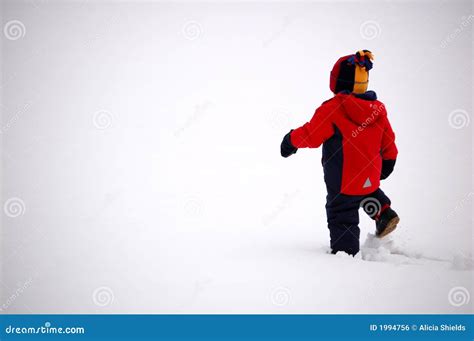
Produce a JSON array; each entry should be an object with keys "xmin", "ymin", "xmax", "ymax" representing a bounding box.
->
[
  {"xmin": 451, "ymin": 252, "xmax": 474, "ymax": 271},
  {"xmin": 361, "ymin": 233, "xmax": 438, "ymax": 265},
  {"xmin": 359, "ymin": 233, "xmax": 474, "ymax": 272}
]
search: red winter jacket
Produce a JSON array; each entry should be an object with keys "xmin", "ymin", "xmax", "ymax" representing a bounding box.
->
[{"xmin": 290, "ymin": 91, "xmax": 397, "ymax": 196}]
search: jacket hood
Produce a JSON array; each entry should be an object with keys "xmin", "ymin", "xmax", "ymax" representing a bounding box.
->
[{"xmin": 337, "ymin": 91, "xmax": 385, "ymax": 126}]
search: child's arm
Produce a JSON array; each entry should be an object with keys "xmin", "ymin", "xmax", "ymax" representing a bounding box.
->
[
  {"xmin": 280, "ymin": 102, "xmax": 335, "ymax": 158},
  {"xmin": 380, "ymin": 117, "xmax": 398, "ymax": 179}
]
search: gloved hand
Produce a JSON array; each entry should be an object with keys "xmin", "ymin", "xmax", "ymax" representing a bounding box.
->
[
  {"xmin": 281, "ymin": 130, "xmax": 298, "ymax": 158},
  {"xmin": 381, "ymin": 159, "xmax": 396, "ymax": 180}
]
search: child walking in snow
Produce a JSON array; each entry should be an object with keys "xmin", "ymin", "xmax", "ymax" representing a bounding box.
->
[{"xmin": 280, "ymin": 50, "xmax": 399, "ymax": 256}]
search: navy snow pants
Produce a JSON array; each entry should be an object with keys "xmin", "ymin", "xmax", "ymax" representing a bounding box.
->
[{"xmin": 326, "ymin": 188, "xmax": 391, "ymax": 255}]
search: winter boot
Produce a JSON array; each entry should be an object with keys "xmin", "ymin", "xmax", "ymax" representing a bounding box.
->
[{"xmin": 375, "ymin": 207, "xmax": 399, "ymax": 238}]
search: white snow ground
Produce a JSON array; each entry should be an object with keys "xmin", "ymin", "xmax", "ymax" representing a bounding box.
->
[{"xmin": 1, "ymin": 1, "xmax": 472, "ymax": 314}]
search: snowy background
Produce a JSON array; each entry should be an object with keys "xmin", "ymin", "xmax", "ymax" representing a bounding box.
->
[{"xmin": 1, "ymin": 0, "xmax": 472, "ymax": 313}]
